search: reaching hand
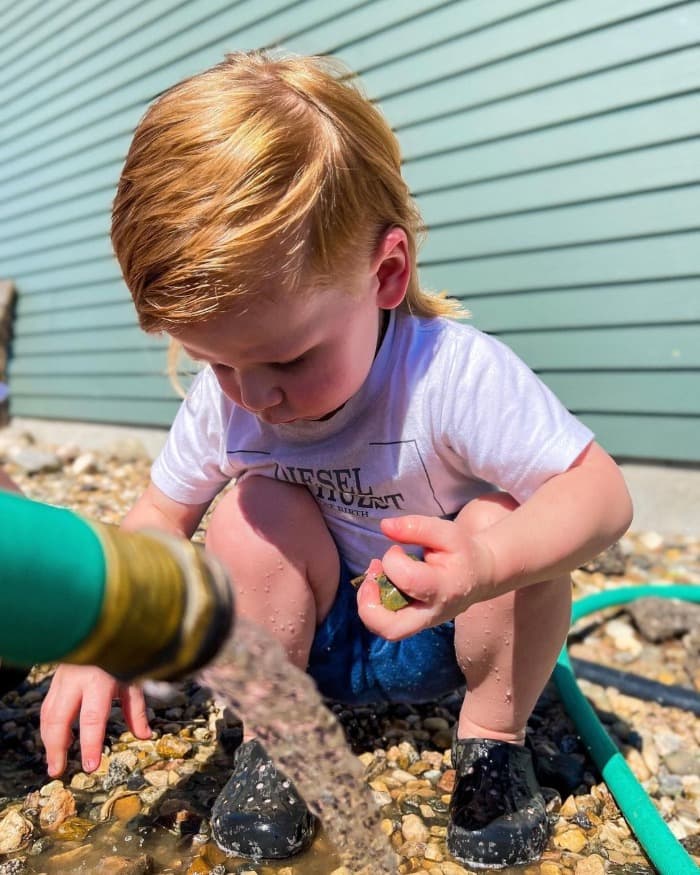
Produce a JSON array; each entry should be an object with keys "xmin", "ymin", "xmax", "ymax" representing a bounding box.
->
[
  {"xmin": 40, "ymin": 664, "xmax": 151, "ymax": 777},
  {"xmin": 356, "ymin": 514, "xmax": 494, "ymax": 640}
]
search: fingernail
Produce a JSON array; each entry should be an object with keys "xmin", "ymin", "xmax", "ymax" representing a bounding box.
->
[{"xmin": 84, "ymin": 758, "xmax": 96, "ymax": 772}]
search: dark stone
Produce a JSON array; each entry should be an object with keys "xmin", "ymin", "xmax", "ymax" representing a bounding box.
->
[
  {"xmin": 557, "ymin": 734, "xmax": 581, "ymax": 755},
  {"xmin": 103, "ymin": 758, "xmax": 132, "ymax": 791},
  {"xmin": 534, "ymin": 751, "xmax": 586, "ymax": 796},
  {"xmin": 580, "ymin": 542, "xmax": 627, "ymax": 575},
  {"xmin": 126, "ymin": 771, "xmax": 146, "ymax": 791},
  {"xmin": 218, "ymin": 725, "xmax": 243, "ymax": 756},
  {"xmin": 681, "ymin": 833, "xmax": 700, "ymax": 855},
  {"xmin": 572, "ymin": 811, "xmax": 593, "ymax": 829}
]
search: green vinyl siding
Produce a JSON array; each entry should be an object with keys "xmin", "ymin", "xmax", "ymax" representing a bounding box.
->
[{"xmin": 1, "ymin": 0, "xmax": 698, "ymax": 459}]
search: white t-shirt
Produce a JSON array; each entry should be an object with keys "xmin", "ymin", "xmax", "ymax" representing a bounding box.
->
[{"xmin": 152, "ymin": 311, "xmax": 593, "ymax": 574}]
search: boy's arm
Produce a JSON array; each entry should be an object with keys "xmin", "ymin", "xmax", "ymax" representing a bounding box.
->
[
  {"xmin": 40, "ymin": 481, "xmax": 213, "ymax": 776},
  {"xmin": 358, "ymin": 441, "xmax": 633, "ymax": 640},
  {"xmin": 121, "ymin": 479, "xmax": 212, "ymax": 538}
]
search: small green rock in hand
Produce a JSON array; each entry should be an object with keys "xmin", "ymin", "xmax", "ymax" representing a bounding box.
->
[{"xmin": 351, "ymin": 557, "xmax": 416, "ymax": 611}]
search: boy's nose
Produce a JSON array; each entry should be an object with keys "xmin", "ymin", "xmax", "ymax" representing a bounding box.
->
[{"xmin": 237, "ymin": 370, "xmax": 283, "ymax": 413}]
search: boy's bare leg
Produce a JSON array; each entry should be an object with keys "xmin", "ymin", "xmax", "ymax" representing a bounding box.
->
[
  {"xmin": 447, "ymin": 493, "xmax": 569, "ymax": 866},
  {"xmin": 453, "ymin": 494, "xmax": 572, "ymax": 744},
  {"xmin": 205, "ymin": 476, "xmax": 340, "ymax": 670},
  {"xmin": 205, "ymin": 476, "xmax": 339, "ymax": 859}
]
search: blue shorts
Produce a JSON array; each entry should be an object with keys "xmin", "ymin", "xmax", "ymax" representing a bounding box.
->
[{"xmin": 306, "ymin": 561, "xmax": 465, "ymax": 705}]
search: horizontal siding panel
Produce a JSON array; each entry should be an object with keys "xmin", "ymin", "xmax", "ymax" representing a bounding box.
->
[
  {"xmin": 0, "ymin": 138, "xmax": 130, "ymax": 205},
  {"xmin": 0, "ymin": 0, "xmax": 293, "ymax": 129},
  {"xmin": 9, "ymin": 395, "xmax": 181, "ymax": 427},
  {"xmin": 2, "ymin": 235, "xmax": 113, "ymax": 278},
  {"xmin": 541, "ymin": 371, "xmax": 700, "ymax": 416},
  {"xmin": 0, "ymin": 0, "xmax": 352, "ymax": 160},
  {"xmin": 0, "ymin": 0, "xmax": 200, "ymax": 96},
  {"xmin": 420, "ymin": 231, "xmax": 700, "ymax": 295},
  {"xmin": 416, "ymin": 139, "xmax": 700, "ymax": 223},
  {"xmin": 1, "ymin": 164, "xmax": 118, "ymax": 222},
  {"xmin": 0, "ymin": 0, "xmax": 70, "ymax": 54},
  {"xmin": 577, "ymin": 413, "xmax": 700, "ymax": 463},
  {"xmin": 12, "ymin": 325, "xmax": 159, "ymax": 357},
  {"xmin": 0, "ymin": 0, "xmax": 44, "ymax": 32},
  {"xmin": 373, "ymin": 3, "xmax": 695, "ymax": 124},
  {"xmin": 467, "ymin": 280, "xmax": 700, "ymax": 332},
  {"xmin": 281, "ymin": 0, "xmax": 454, "ymax": 56},
  {"xmin": 1, "ymin": 111, "xmax": 145, "ymax": 191},
  {"xmin": 404, "ymin": 91, "xmax": 700, "ymax": 193},
  {"xmin": 497, "ymin": 324, "xmax": 700, "ymax": 369},
  {"xmin": 17, "ymin": 300, "xmax": 135, "ymax": 334},
  {"xmin": 396, "ymin": 45, "xmax": 700, "ymax": 158},
  {"xmin": 9, "ymin": 348, "xmax": 170, "ymax": 377},
  {"xmin": 331, "ymin": 0, "xmax": 554, "ymax": 70},
  {"xmin": 9, "ymin": 258, "xmax": 122, "ymax": 294},
  {"xmin": 0, "ymin": 187, "xmax": 113, "ymax": 241},
  {"xmin": 422, "ymin": 186, "xmax": 700, "ymax": 263},
  {"xmin": 10, "ymin": 373, "xmax": 179, "ymax": 400},
  {"xmin": 1, "ymin": 7, "xmax": 348, "ymax": 186},
  {"xmin": 0, "ymin": 216, "xmax": 111, "ymax": 271},
  {"xmin": 16, "ymin": 280, "xmax": 129, "ymax": 316}
]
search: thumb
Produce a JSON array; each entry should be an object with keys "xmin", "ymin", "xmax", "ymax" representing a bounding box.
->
[{"xmin": 381, "ymin": 514, "xmax": 455, "ymax": 553}]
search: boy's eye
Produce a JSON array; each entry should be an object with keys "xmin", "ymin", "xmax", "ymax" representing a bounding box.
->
[{"xmin": 276, "ymin": 354, "xmax": 306, "ymax": 369}]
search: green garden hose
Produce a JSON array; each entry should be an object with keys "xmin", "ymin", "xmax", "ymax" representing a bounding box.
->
[
  {"xmin": 554, "ymin": 584, "xmax": 700, "ymax": 875},
  {"xmin": 0, "ymin": 491, "xmax": 233, "ymax": 680}
]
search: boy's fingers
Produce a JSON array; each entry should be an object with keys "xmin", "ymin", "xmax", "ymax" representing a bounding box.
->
[
  {"xmin": 357, "ymin": 582, "xmax": 433, "ymax": 639},
  {"xmin": 381, "ymin": 544, "xmax": 439, "ymax": 600},
  {"xmin": 40, "ymin": 686, "xmax": 81, "ymax": 777},
  {"xmin": 121, "ymin": 684, "xmax": 151, "ymax": 739},
  {"xmin": 78, "ymin": 685, "xmax": 115, "ymax": 772},
  {"xmin": 381, "ymin": 514, "xmax": 455, "ymax": 552}
]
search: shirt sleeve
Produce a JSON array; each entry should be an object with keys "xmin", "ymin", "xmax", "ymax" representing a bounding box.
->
[
  {"xmin": 440, "ymin": 327, "xmax": 594, "ymax": 503},
  {"xmin": 151, "ymin": 367, "xmax": 233, "ymax": 505}
]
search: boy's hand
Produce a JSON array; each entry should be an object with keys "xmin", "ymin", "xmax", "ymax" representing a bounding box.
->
[
  {"xmin": 356, "ymin": 514, "xmax": 494, "ymax": 640},
  {"xmin": 40, "ymin": 664, "xmax": 151, "ymax": 777}
]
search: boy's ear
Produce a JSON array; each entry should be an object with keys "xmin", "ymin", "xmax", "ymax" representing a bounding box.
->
[{"xmin": 372, "ymin": 227, "xmax": 410, "ymax": 309}]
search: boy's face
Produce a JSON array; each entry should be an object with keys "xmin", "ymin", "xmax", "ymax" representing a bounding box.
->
[{"xmin": 174, "ymin": 237, "xmax": 406, "ymax": 424}]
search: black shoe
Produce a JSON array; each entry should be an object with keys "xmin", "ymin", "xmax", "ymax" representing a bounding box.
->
[
  {"xmin": 210, "ymin": 739, "xmax": 315, "ymax": 860},
  {"xmin": 447, "ymin": 737, "xmax": 549, "ymax": 869}
]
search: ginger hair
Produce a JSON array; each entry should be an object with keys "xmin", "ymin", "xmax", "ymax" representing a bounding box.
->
[{"xmin": 111, "ymin": 50, "xmax": 465, "ymax": 332}]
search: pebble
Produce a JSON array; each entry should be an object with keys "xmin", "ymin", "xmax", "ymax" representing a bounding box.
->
[{"xmin": 0, "ymin": 435, "xmax": 699, "ymax": 874}]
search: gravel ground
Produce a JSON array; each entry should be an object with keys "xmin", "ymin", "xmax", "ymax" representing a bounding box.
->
[{"xmin": 0, "ymin": 429, "xmax": 699, "ymax": 875}]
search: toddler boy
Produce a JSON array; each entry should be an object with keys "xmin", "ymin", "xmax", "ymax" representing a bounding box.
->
[{"xmin": 40, "ymin": 51, "xmax": 632, "ymax": 868}]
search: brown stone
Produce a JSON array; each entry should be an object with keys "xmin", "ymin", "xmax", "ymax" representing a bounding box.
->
[
  {"xmin": 101, "ymin": 854, "xmax": 153, "ymax": 875},
  {"xmin": 437, "ymin": 769, "xmax": 456, "ymax": 793},
  {"xmin": 39, "ymin": 787, "xmax": 77, "ymax": 832}
]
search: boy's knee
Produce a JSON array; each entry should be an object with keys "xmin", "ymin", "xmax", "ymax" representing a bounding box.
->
[
  {"xmin": 205, "ymin": 476, "xmax": 335, "ymax": 572},
  {"xmin": 207, "ymin": 476, "xmax": 320, "ymax": 542},
  {"xmin": 456, "ymin": 492, "xmax": 519, "ymax": 534}
]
